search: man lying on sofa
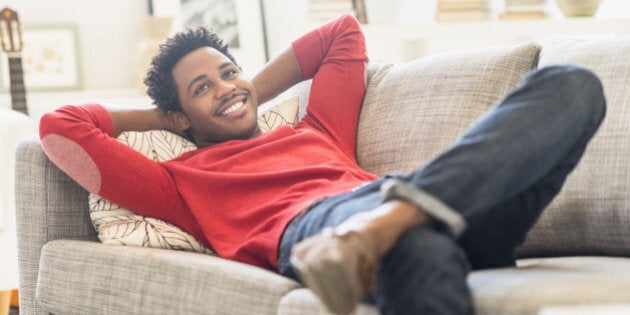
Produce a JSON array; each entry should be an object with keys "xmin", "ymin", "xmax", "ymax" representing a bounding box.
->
[{"xmin": 39, "ymin": 14, "xmax": 605, "ymax": 315}]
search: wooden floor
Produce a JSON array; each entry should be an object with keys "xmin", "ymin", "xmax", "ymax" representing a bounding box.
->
[{"xmin": 1, "ymin": 290, "xmax": 18, "ymax": 315}]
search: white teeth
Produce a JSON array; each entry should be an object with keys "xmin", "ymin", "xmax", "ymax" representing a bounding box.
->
[{"xmin": 221, "ymin": 101, "xmax": 244, "ymax": 116}]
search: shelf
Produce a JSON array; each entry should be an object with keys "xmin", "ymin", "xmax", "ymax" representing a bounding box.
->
[{"xmin": 362, "ymin": 17, "xmax": 630, "ymax": 63}]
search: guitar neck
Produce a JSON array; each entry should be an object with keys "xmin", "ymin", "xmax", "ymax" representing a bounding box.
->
[{"xmin": 8, "ymin": 54, "xmax": 28, "ymax": 115}]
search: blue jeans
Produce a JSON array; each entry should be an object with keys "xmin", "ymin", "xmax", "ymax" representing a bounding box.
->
[{"xmin": 277, "ymin": 65, "xmax": 606, "ymax": 315}]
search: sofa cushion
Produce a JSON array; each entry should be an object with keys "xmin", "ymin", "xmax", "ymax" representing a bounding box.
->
[
  {"xmin": 87, "ymin": 130, "xmax": 211, "ymax": 253},
  {"xmin": 357, "ymin": 42, "xmax": 541, "ymax": 175},
  {"xmin": 258, "ymin": 96, "xmax": 300, "ymax": 132},
  {"xmin": 37, "ymin": 240, "xmax": 299, "ymax": 315},
  {"xmin": 518, "ymin": 37, "xmax": 630, "ymax": 257},
  {"xmin": 278, "ymin": 256, "xmax": 630, "ymax": 315},
  {"xmin": 278, "ymin": 289, "xmax": 379, "ymax": 315},
  {"xmin": 470, "ymin": 257, "xmax": 630, "ymax": 314}
]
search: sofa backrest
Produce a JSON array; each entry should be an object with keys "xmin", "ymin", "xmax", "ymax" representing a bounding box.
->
[
  {"xmin": 355, "ymin": 37, "xmax": 630, "ymax": 259},
  {"xmin": 357, "ymin": 42, "xmax": 541, "ymax": 175},
  {"xmin": 517, "ymin": 37, "xmax": 630, "ymax": 258}
]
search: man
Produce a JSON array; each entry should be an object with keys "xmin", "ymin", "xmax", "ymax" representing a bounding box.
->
[{"xmin": 40, "ymin": 14, "xmax": 605, "ymax": 315}]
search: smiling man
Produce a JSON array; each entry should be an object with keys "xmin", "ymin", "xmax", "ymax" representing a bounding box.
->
[
  {"xmin": 40, "ymin": 14, "xmax": 605, "ymax": 315},
  {"xmin": 168, "ymin": 45, "xmax": 262, "ymax": 144},
  {"xmin": 40, "ymin": 14, "xmax": 385, "ymax": 311}
]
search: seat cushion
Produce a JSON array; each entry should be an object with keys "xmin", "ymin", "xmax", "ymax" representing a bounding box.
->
[
  {"xmin": 278, "ymin": 289, "xmax": 379, "ymax": 315},
  {"xmin": 37, "ymin": 240, "xmax": 299, "ymax": 315},
  {"xmin": 470, "ymin": 256, "xmax": 630, "ymax": 315},
  {"xmin": 279, "ymin": 256, "xmax": 630, "ymax": 315}
]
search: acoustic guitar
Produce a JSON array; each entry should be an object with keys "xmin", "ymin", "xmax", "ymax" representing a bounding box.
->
[{"xmin": 0, "ymin": 8, "xmax": 28, "ymax": 115}]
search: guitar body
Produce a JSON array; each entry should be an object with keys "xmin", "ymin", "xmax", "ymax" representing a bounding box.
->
[{"xmin": 0, "ymin": 8, "xmax": 28, "ymax": 115}]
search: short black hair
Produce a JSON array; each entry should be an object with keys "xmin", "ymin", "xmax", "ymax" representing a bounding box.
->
[{"xmin": 144, "ymin": 27, "xmax": 238, "ymax": 112}]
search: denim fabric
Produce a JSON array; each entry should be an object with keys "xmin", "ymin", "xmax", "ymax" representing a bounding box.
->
[{"xmin": 277, "ymin": 65, "xmax": 606, "ymax": 315}]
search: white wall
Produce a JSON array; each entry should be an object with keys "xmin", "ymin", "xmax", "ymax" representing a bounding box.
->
[
  {"xmin": 262, "ymin": 0, "xmax": 309, "ymax": 58},
  {"xmin": 1, "ymin": 0, "xmax": 626, "ymax": 92},
  {"xmin": 262, "ymin": 0, "xmax": 437, "ymax": 58},
  {"xmin": 1, "ymin": 0, "xmax": 148, "ymax": 90},
  {"xmin": 0, "ymin": 0, "xmax": 453, "ymax": 91},
  {"xmin": 0, "ymin": 0, "xmax": 322, "ymax": 91},
  {"xmin": 1, "ymin": 0, "xmax": 317, "ymax": 91}
]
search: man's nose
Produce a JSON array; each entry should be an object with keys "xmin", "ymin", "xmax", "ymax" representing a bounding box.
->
[{"xmin": 215, "ymin": 80, "xmax": 237, "ymax": 99}]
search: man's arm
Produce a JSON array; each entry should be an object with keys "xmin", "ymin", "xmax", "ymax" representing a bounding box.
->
[
  {"xmin": 108, "ymin": 106, "xmax": 182, "ymax": 137},
  {"xmin": 252, "ymin": 46, "xmax": 304, "ymax": 106},
  {"xmin": 290, "ymin": 14, "xmax": 368, "ymax": 159},
  {"xmin": 252, "ymin": 14, "xmax": 366, "ymax": 114},
  {"xmin": 40, "ymin": 104, "xmax": 184, "ymax": 216}
]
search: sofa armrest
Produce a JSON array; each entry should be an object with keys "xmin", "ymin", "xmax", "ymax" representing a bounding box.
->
[
  {"xmin": 0, "ymin": 108, "xmax": 35, "ymax": 229},
  {"xmin": 15, "ymin": 136, "xmax": 98, "ymax": 314}
]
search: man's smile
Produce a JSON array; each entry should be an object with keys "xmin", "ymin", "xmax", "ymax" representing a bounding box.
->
[
  {"xmin": 221, "ymin": 100, "xmax": 245, "ymax": 116},
  {"xmin": 216, "ymin": 94, "xmax": 249, "ymax": 117}
]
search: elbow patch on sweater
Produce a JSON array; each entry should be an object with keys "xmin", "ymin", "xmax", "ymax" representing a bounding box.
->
[{"xmin": 41, "ymin": 134, "xmax": 101, "ymax": 193}]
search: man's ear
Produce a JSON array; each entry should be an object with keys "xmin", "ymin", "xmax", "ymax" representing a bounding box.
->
[{"xmin": 166, "ymin": 111, "xmax": 192, "ymax": 131}]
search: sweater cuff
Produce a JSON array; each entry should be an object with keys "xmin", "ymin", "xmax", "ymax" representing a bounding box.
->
[{"xmin": 381, "ymin": 179, "xmax": 467, "ymax": 237}]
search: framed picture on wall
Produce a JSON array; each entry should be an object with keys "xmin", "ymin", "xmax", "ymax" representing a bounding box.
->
[
  {"xmin": 151, "ymin": 0, "xmax": 268, "ymax": 75},
  {"xmin": 0, "ymin": 24, "xmax": 82, "ymax": 91}
]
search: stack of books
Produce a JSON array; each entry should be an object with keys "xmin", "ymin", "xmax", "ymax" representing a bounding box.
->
[
  {"xmin": 500, "ymin": 0, "xmax": 547, "ymax": 19},
  {"xmin": 308, "ymin": 0, "xmax": 356, "ymax": 25},
  {"xmin": 436, "ymin": 0, "xmax": 492, "ymax": 22}
]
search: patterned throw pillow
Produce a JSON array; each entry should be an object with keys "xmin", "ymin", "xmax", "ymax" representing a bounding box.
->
[
  {"xmin": 88, "ymin": 130, "xmax": 213, "ymax": 253},
  {"xmin": 88, "ymin": 96, "xmax": 300, "ymax": 253},
  {"xmin": 258, "ymin": 96, "xmax": 299, "ymax": 132}
]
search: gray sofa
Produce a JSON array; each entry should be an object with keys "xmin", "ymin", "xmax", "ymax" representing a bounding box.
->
[{"xmin": 16, "ymin": 38, "xmax": 630, "ymax": 314}]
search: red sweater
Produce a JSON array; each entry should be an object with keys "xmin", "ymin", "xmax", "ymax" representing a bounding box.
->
[{"xmin": 39, "ymin": 15, "xmax": 377, "ymax": 271}]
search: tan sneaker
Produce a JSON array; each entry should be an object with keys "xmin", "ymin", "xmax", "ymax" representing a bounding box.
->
[{"xmin": 290, "ymin": 228, "xmax": 378, "ymax": 314}]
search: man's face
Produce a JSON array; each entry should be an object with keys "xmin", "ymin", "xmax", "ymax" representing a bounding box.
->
[{"xmin": 172, "ymin": 47, "xmax": 260, "ymax": 146}]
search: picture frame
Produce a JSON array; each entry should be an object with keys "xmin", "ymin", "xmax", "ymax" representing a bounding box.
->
[
  {"xmin": 150, "ymin": 0, "xmax": 269, "ymax": 74},
  {"xmin": 1, "ymin": 24, "xmax": 82, "ymax": 92}
]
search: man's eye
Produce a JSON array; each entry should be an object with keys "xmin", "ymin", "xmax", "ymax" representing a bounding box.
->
[
  {"xmin": 195, "ymin": 83, "xmax": 209, "ymax": 95},
  {"xmin": 224, "ymin": 70, "xmax": 237, "ymax": 79}
]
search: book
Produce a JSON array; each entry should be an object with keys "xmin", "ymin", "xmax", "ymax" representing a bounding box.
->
[
  {"xmin": 499, "ymin": 11, "xmax": 547, "ymax": 19},
  {"xmin": 437, "ymin": 0, "xmax": 492, "ymax": 22},
  {"xmin": 502, "ymin": 0, "xmax": 547, "ymax": 19},
  {"xmin": 308, "ymin": 0, "xmax": 355, "ymax": 24}
]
